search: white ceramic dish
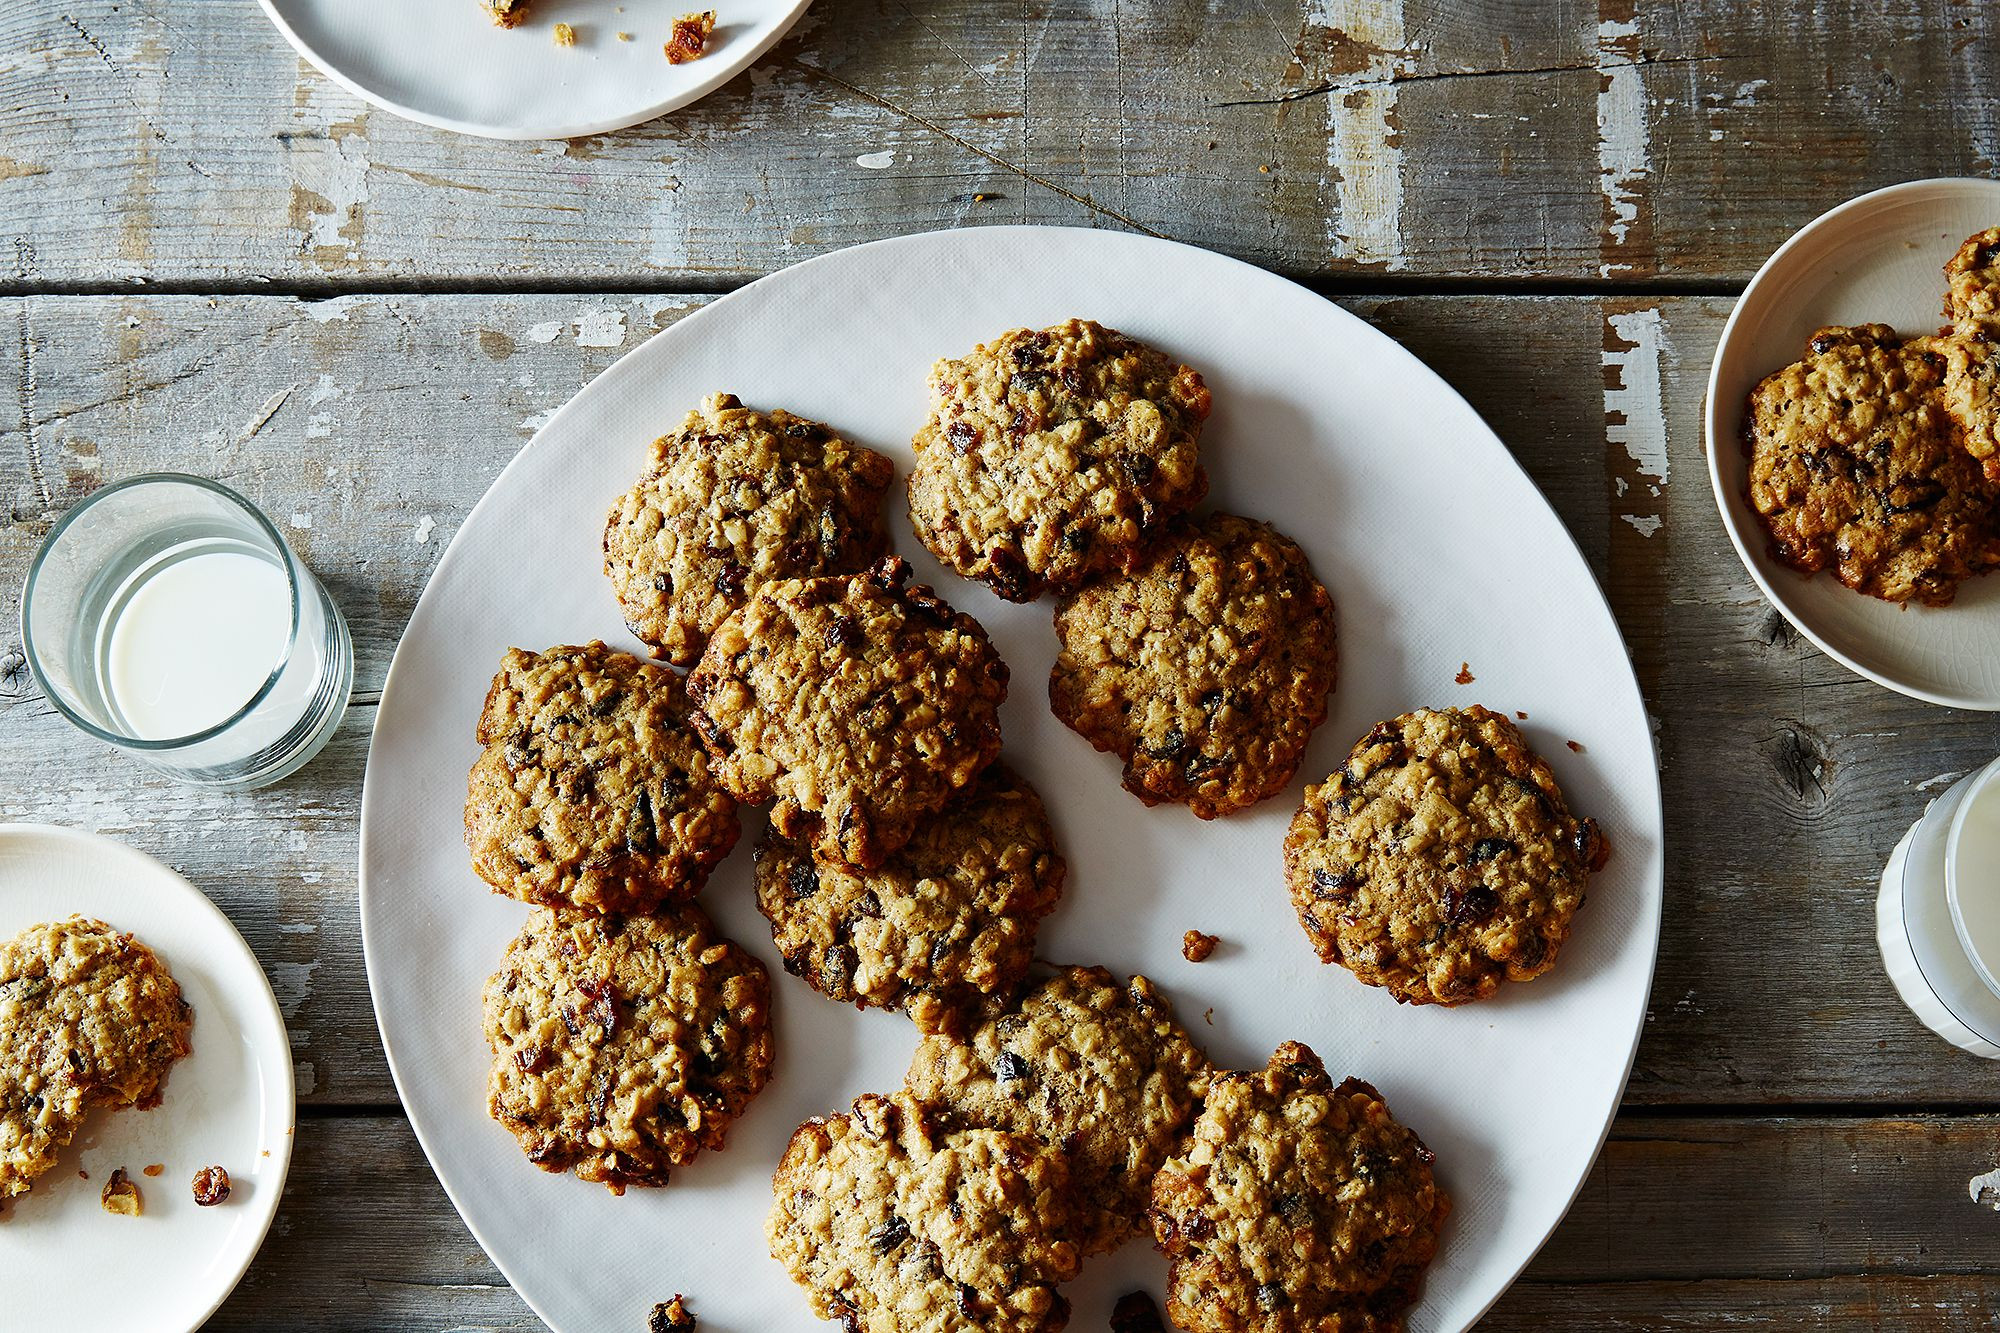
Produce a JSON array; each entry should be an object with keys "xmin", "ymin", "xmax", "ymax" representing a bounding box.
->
[
  {"xmin": 358, "ymin": 226, "xmax": 1665, "ymax": 1332},
  {"xmin": 260, "ymin": 0, "xmax": 813, "ymax": 140},
  {"xmin": 1706, "ymin": 176, "xmax": 2000, "ymax": 709},
  {"xmin": 1876, "ymin": 768, "xmax": 2000, "ymax": 1058},
  {"xmin": 0, "ymin": 824, "xmax": 296, "ymax": 1330}
]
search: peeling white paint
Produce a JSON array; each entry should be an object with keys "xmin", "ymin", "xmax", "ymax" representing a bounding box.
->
[
  {"xmin": 519, "ymin": 408, "xmax": 559, "ymax": 435},
  {"xmin": 302, "ymin": 295, "xmax": 369, "ymax": 323},
  {"xmin": 276, "ymin": 922, "xmax": 317, "ymax": 935},
  {"xmin": 307, "ymin": 373, "xmax": 340, "ymax": 407},
  {"xmin": 574, "ymin": 308, "xmax": 626, "ymax": 348},
  {"xmin": 1729, "ymin": 78, "xmax": 1768, "ymax": 107},
  {"xmin": 288, "ymin": 74, "xmax": 370, "ymax": 260},
  {"xmin": 1605, "ymin": 307, "xmax": 1671, "ymax": 538},
  {"xmin": 1320, "ymin": 0, "xmax": 1411, "ymax": 271},
  {"xmin": 293, "ymin": 1061, "xmax": 317, "ymax": 1096},
  {"xmin": 855, "ymin": 150, "xmax": 895, "ymax": 170},
  {"xmin": 305, "ymin": 411, "xmax": 333, "ymax": 440},
  {"xmin": 1595, "ymin": 16, "xmax": 1650, "ymax": 276},
  {"xmin": 414, "ymin": 514, "xmax": 436, "ymax": 545},
  {"xmin": 1918, "ymin": 770, "xmax": 1969, "ymax": 792},
  {"xmin": 1972, "ymin": 1166, "xmax": 2000, "ymax": 1209},
  {"xmin": 289, "ymin": 512, "xmax": 312, "ymax": 530},
  {"xmin": 269, "ymin": 959, "xmax": 320, "ymax": 1019},
  {"xmin": 526, "ymin": 320, "xmax": 563, "ymax": 344}
]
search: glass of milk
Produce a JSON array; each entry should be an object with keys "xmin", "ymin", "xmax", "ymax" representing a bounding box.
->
[{"xmin": 21, "ymin": 474, "xmax": 353, "ymax": 789}]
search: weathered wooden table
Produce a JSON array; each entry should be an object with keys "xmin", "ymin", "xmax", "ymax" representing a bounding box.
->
[{"xmin": 6, "ymin": 1, "xmax": 2000, "ymax": 1327}]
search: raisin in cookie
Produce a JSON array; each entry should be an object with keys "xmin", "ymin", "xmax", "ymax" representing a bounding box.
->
[
  {"xmin": 908, "ymin": 320, "xmax": 1211, "ymax": 602},
  {"xmin": 1285, "ymin": 706, "xmax": 1609, "ymax": 1007},
  {"xmin": 755, "ymin": 764, "xmax": 1064, "ymax": 1033},
  {"xmin": 1149, "ymin": 1042, "xmax": 1447, "ymax": 1333},
  {"xmin": 687, "ymin": 556, "xmax": 1008, "ymax": 870},
  {"xmin": 1744, "ymin": 323, "xmax": 2000, "ymax": 605},
  {"xmin": 466, "ymin": 643, "xmax": 740, "ymax": 915},
  {"xmin": 604, "ymin": 393, "xmax": 895, "ymax": 667},
  {"xmin": 904, "ymin": 966, "xmax": 1209, "ymax": 1255},
  {"xmin": 482, "ymin": 905, "xmax": 773, "ymax": 1191},
  {"xmin": 767, "ymin": 1091, "xmax": 1081, "ymax": 1333},
  {"xmin": 0, "ymin": 918, "xmax": 194, "ymax": 1198},
  {"xmin": 1050, "ymin": 514, "xmax": 1337, "ymax": 818}
]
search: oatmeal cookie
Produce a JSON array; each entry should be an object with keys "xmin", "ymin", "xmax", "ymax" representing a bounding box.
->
[
  {"xmin": 1149, "ymin": 1042, "xmax": 1447, "ymax": 1333},
  {"xmin": 603, "ymin": 393, "xmax": 895, "ymax": 667},
  {"xmin": 466, "ymin": 643, "xmax": 739, "ymax": 915},
  {"xmin": 1049, "ymin": 514, "xmax": 1337, "ymax": 818},
  {"xmin": 482, "ymin": 905, "xmax": 773, "ymax": 1191},
  {"xmin": 908, "ymin": 319, "xmax": 1211, "ymax": 601},
  {"xmin": 687, "ymin": 555, "xmax": 1008, "ymax": 870},
  {"xmin": 1945, "ymin": 227, "xmax": 2000, "ymax": 324},
  {"xmin": 1744, "ymin": 324, "xmax": 2000, "ymax": 605},
  {"xmin": 767, "ymin": 1091, "xmax": 1081, "ymax": 1333},
  {"xmin": 481, "ymin": 0, "xmax": 533, "ymax": 26},
  {"xmin": 904, "ymin": 965, "xmax": 1210, "ymax": 1255},
  {"xmin": 1285, "ymin": 706, "xmax": 1609, "ymax": 1007},
  {"xmin": 0, "ymin": 918, "xmax": 193, "ymax": 1199},
  {"xmin": 755, "ymin": 764, "xmax": 1064, "ymax": 1033}
]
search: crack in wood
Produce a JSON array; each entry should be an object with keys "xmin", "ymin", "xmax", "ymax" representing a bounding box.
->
[
  {"xmin": 1213, "ymin": 49, "xmax": 1729, "ymax": 108},
  {"xmin": 14, "ymin": 300, "xmax": 49, "ymax": 515},
  {"xmin": 782, "ymin": 57, "xmax": 1166, "ymax": 240},
  {"xmin": 57, "ymin": 13, "xmax": 170, "ymax": 145}
]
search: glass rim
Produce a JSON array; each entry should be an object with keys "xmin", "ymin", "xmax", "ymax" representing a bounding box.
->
[{"xmin": 20, "ymin": 472, "xmax": 304, "ymax": 751}]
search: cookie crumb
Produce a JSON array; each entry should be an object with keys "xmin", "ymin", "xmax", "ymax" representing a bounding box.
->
[
  {"xmin": 666, "ymin": 11, "xmax": 715, "ymax": 63},
  {"xmin": 142, "ymin": 1164, "xmax": 164, "ymax": 1178},
  {"xmin": 1112, "ymin": 1292, "xmax": 1167, "ymax": 1333},
  {"xmin": 100, "ymin": 1169, "xmax": 141, "ymax": 1216},
  {"xmin": 1455, "ymin": 662, "xmax": 1475, "ymax": 685},
  {"xmin": 1203, "ymin": 1006, "xmax": 1214, "ymax": 1025},
  {"xmin": 617, "ymin": 31, "xmax": 634, "ymax": 41},
  {"xmin": 648, "ymin": 1294, "xmax": 696, "ymax": 1331},
  {"xmin": 552, "ymin": 22, "xmax": 576, "ymax": 46},
  {"xmin": 192, "ymin": 1165, "xmax": 231, "ymax": 1207},
  {"xmin": 1566, "ymin": 740, "xmax": 1583, "ymax": 752},
  {"xmin": 1182, "ymin": 929, "xmax": 1219, "ymax": 962},
  {"xmin": 1515, "ymin": 710, "xmax": 1528, "ymax": 720},
  {"xmin": 77, "ymin": 1168, "xmax": 88, "ymax": 1180}
]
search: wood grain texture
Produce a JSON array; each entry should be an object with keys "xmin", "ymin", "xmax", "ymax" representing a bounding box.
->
[
  {"xmin": 206, "ymin": 1113, "xmax": 2000, "ymax": 1328},
  {"xmin": 8, "ymin": 290, "xmax": 2000, "ymax": 1112},
  {"xmin": 3, "ymin": 1, "xmax": 1996, "ymax": 288}
]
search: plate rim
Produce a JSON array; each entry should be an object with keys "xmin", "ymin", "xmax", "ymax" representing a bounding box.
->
[
  {"xmin": 0, "ymin": 820, "xmax": 297, "ymax": 1332},
  {"xmin": 256, "ymin": 0, "xmax": 816, "ymax": 141},
  {"xmin": 358, "ymin": 224, "xmax": 1667, "ymax": 1332},
  {"xmin": 1703, "ymin": 175, "xmax": 2000, "ymax": 711}
]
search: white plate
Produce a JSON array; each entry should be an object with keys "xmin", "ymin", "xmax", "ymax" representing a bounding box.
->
[
  {"xmin": 359, "ymin": 226, "xmax": 1665, "ymax": 1332},
  {"xmin": 260, "ymin": 0, "xmax": 813, "ymax": 140},
  {"xmin": 0, "ymin": 824, "xmax": 295, "ymax": 1331},
  {"xmin": 1705, "ymin": 177, "xmax": 2000, "ymax": 709}
]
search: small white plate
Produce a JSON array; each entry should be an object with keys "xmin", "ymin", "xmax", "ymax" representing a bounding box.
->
[
  {"xmin": 260, "ymin": 0, "xmax": 814, "ymax": 140},
  {"xmin": 0, "ymin": 824, "xmax": 295, "ymax": 1332},
  {"xmin": 1706, "ymin": 176, "xmax": 2000, "ymax": 709},
  {"xmin": 360, "ymin": 226, "xmax": 1664, "ymax": 1332}
]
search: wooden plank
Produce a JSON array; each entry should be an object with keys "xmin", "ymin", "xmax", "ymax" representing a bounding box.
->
[
  {"xmin": 9, "ymin": 291, "xmax": 2000, "ymax": 1110},
  {"xmin": 3, "ymin": 1, "xmax": 1996, "ymax": 287},
  {"xmin": 207, "ymin": 1113, "xmax": 2000, "ymax": 1328}
]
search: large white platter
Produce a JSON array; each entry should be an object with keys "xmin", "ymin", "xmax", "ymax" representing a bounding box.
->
[
  {"xmin": 0, "ymin": 824, "xmax": 295, "ymax": 1332},
  {"xmin": 359, "ymin": 226, "xmax": 1664, "ymax": 1332},
  {"xmin": 1706, "ymin": 176, "xmax": 2000, "ymax": 709},
  {"xmin": 260, "ymin": 0, "xmax": 813, "ymax": 140}
]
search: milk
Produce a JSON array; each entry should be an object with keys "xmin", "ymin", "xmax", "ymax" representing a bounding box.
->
[{"xmin": 100, "ymin": 541, "xmax": 292, "ymax": 741}]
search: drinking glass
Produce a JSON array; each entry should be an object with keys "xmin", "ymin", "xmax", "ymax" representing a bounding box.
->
[{"xmin": 21, "ymin": 473, "xmax": 353, "ymax": 789}]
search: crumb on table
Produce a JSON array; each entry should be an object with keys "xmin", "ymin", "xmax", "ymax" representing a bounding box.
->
[
  {"xmin": 666, "ymin": 11, "xmax": 716, "ymax": 63},
  {"xmin": 142, "ymin": 1164, "xmax": 164, "ymax": 1177},
  {"xmin": 100, "ymin": 1169, "xmax": 141, "ymax": 1217},
  {"xmin": 649, "ymin": 1294, "xmax": 696, "ymax": 1332},
  {"xmin": 192, "ymin": 1165, "xmax": 231, "ymax": 1207},
  {"xmin": 1455, "ymin": 662, "xmax": 1475, "ymax": 685},
  {"xmin": 553, "ymin": 22, "xmax": 576, "ymax": 47},
  {"xmin": 1182, "ymin": 929, "xmax": 1219, "ymax": 963},
  {"xmin": 617, "ymin": 31, "xmax": 634, "ymax": 41}
]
